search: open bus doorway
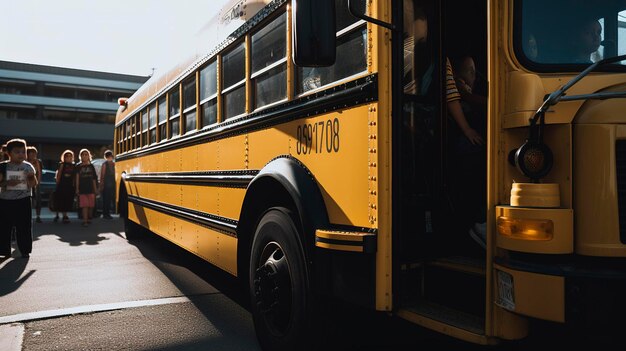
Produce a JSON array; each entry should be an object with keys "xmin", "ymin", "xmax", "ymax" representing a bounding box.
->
[{"xmin": 396, "ymin": 0, "xmax": 489, "ymax": 335}]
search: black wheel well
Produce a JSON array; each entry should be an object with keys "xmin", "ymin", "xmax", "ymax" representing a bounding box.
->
[
  {"xmin": 118, "ymin": 180, "xmax": 128, "ymax": 218},
  {"xmin": 237, "ymin": 177, "xmax": 304, "ymax": 286}
]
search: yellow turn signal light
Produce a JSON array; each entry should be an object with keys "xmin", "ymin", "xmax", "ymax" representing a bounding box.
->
[{"xmin": 497, "ymin": 216, "xmax": 554, "ymax": 241}]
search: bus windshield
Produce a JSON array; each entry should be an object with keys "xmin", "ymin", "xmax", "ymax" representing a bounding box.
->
[{"xmin": 517, "ymin": 0, "xmax": 626, "ymax": 67}]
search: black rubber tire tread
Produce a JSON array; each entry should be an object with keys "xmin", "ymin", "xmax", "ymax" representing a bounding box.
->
[{"xmin": 249, "ymin": 207, "xmax": 312, "ymax": 351}]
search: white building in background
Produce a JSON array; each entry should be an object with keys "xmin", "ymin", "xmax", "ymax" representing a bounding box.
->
[{"xmin": 0, "ymin": 60, "xmax": 148, "ymax": 168}]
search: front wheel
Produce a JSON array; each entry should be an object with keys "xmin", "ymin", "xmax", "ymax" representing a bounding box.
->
[{"xmin": 249, "ymin": 208, "xmax": 311, "ymax": 351}]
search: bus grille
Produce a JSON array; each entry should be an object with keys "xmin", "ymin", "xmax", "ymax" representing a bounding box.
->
[{"xmin": 616, "ymin": 140, "xmax": 626, "ymax": 244}]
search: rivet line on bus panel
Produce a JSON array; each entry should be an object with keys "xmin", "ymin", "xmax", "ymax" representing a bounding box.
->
[
  {"xmin": 245, "ymin": 134, "xmax": 249, "ymax": 169},
  {"xmin": 368, "ymin": 103, "xmax": 378, "ymax": 226}
]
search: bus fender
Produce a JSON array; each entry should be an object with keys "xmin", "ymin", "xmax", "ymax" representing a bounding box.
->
[{"xmin": 237, "ymin": 156, "xmax": 329, "ymax": 276}]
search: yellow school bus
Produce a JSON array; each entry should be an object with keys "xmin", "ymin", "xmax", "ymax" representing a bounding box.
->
[{"xmin": 114, "ymin": 0, "xmax": 626, "ymax": 348}]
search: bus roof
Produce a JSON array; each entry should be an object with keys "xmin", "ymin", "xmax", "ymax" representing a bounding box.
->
[{"xmin": 116, "ymin": 0, "xmax": 273, "ymax": 124}]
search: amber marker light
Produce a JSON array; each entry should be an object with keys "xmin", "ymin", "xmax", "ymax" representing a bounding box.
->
[
  {"xmin": 497, "ymin": 216, "xmax": 554, "ymax": 241},
  {"xmin": 118, "ymin": 97, "xmax": 128, "ymax": 106}
]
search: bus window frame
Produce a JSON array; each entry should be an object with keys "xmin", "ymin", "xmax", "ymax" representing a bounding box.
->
[
  {"xmin": 133, "ymin": 115, "xmax": 140, "ymax": 150},
  {"xmin": 141, "ymin": 108, "xmax": 149, "ymax": 147},
  {"xmin": 182, "ymin": 77, "xmax": 197, "ymax": 135},
  {"xmin": 199, "ymin": 60, "xmax": 218, "ymax": 129},
  {"xmin": 221, "ymin": 40, "xmax": 247, "ymax": 120},
  {"xmin": 295, "ymin": 19, "xmax": 368, "ymax": 97},
  {"xmin": 157, "ymin": 97, "xmax": 167, "ymax": 142},
  {"xmin": 250, "ymin": 10, "xmax": 288, "ymax": 110},
  {"xmin": 169, "ymin": 86, "xmax": 181, "ymax": 139},
  {"xmin": 512, "ymin": 0, "xmax": 626, "ymax": 73},
  {"xmin": 149, "ymin": 102, "xmax": 157, "ymax": 144}
]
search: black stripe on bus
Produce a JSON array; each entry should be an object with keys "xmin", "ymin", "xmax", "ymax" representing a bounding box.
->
[
  {"xmin": 315, "ymin": 236, "xmax": 377, "ymax": 254},
  {"xmin": 128, "ymin": 195, "xmax": 238, "ymax": 237},
  {"xmin": 116, "ymin": 74, "xmax": 378, "ymax": 161},
  {"xmin": 124, "ymin": 170, "xmax": 258, "ymax": 188},
  {"xmin": 316, "ymin": 237, "xmax": 363, "ymax": 247}
]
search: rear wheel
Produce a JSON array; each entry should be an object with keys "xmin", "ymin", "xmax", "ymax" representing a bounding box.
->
[
  {"xmin": 123, "ymin": 218, "xmax": 146, "ymax": 241},
  {"xmin": 119, "ymin": 184, "xmax": 144, "ymax": 241},
  {"xmin": 249, "ymin": 208, "xmax": 311, "ymax": 351}
]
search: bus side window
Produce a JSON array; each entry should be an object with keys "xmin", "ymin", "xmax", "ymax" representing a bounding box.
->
[
  {"xmin": 251, "ymin": 12, "xmax": 287, "ymax": 109},
  {"xmin": 183, "ymin": 78, "xmax": 196, "ymax": 133},
  {"xmin": 169, "ymin": 88, "xmax": 181, "ymax": 138},
  {"xmin": 297, "ymin": 0, "xmax": 366, "ymax": 94},
  {"xmin": 199, "ymin": 61, "xmax": 217, "ymax": 127},
  {"xmin": 222, "ymin": 42, "xmax": 246, "ymax": 119}
]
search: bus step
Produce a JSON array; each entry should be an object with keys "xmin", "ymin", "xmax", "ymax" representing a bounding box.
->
[
  {"xmin": 397, "ymin": 300, "xmax": 491, "ymax": 344},
  {"xmin": 422, "ymin": 261, "xmax": 486, "ymax": 317},
  {"xmin": 426, "ymin": 256, "xmax": 485, "ymax": 276}
]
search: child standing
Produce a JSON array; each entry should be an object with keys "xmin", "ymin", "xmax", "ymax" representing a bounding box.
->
[
  {"xmin": 75, "ymin": 149, "xmax": 98, "ymax": 227},
  {"xmin": 54, "ymin": 150, "xmax": 76, "ymax": 223},
  {"xmin": 99, "ymin": 150, "xmax": 116, "ymax": 219},
  {"xmin": 0, "ymin": 139, "xmax": 37, "ymax": 258},
  {"xmin": 27, "ymin": 146, "xmax": 43, "ymax": 223}
]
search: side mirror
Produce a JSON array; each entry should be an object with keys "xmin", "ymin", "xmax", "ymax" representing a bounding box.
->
[{"xmin": 292, "ymin": 0, "xmax": 336, "ymax": 67}]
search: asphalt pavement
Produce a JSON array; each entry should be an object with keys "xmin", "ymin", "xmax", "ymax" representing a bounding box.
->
[
  {"xmin": 0, "ymin": 208, "xmax": 493, "ymax": 351},
  {"xmin": 0, "ymin": 208, "xmax": 261, "ymax": 350}
]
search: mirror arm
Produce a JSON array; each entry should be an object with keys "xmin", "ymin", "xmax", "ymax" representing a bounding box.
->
[
  {"xmin": 348, "ymin": 0, "xmax": 397, "ymax": 31},
  {"xmin": 559, "ymin": 91, "xmax": 626, "ymax": 101}
]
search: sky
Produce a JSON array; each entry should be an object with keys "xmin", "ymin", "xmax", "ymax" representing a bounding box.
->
[{"xmin": 0, "ymin": 0, "xmax": 233, "ymax": 77}]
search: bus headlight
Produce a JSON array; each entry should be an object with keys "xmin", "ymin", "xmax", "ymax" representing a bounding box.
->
[{"xmin": 497, "ymin": 216, "xmax": 554, "ymax": 241}]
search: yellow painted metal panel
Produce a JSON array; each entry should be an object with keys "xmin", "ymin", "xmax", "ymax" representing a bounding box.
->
[
  {"xmin": 494, "ymin": 265, "xmax": 565, "ymax": 323},
  {"xmin": 180, "ymin": 144, "xmax": 198, "ymax": 171},
  {"xmin": 196, "ymin": 186, "xmax": 221, "ymax": 217},
  {"xmin": 181, "ymin": 184, "xmax": 198, "ymax": 210},
  {"xmin": 179, "ymin": 220, "xmax": 199, "ymax": 251},
  {"xmin": 218, "ymin": 136, "xmax": 246, "ymax": 170},
  {"xmin": 246, "ymin": 105, "xmax": 373, "ymax": 228},
  {"xmin": 196, "ymin": 142, "xmax": 220, "ymax": 170},
  {"xmin": 247, "ymin": 127, "xmax": 291, "ymax": 169},
  {"xmin": 218, "ymin": 187, "xmax": 246, "ymax": 219},
  {"xmin": 574, "ymin": 124, "xmax": 626, "ymax": 256},
  {"xmin": 129, "ymin": 203, "xmax": 237, "ymax": 276},
  {"xmin": 289, "ymin": 107, "xmax": 371, "ymax": 227},
  {"xmin": 198, "ymin": 227, "xmax": 238, "ymax": 276},
  {"xmin": 371, "ymin": 0, "xmax": 392, "ymax": 312},
  {"xmin": 315, "ymin": 242, "xmax": 363, "ymax": 253}
]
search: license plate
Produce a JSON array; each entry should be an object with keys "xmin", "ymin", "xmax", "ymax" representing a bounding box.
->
[{"xmin": 496, "ymin": 270, "xmax": 515, "ymax": 311}]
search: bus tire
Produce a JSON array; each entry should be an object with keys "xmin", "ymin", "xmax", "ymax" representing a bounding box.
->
[
  {"xmin": 249, "ymin": 208, "xmax": 311, "ymax": 351},
  {"xmin": 124, "ymin": 217, "xmax": 145, "ymax": 241}
]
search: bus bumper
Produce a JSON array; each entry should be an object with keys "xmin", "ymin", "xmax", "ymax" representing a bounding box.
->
[{"xmin": 494, "ymin": 257, "xmax": 626, "ymax": 332}]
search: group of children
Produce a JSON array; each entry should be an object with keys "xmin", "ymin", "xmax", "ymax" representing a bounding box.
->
[
  {"xmin": 0, "ymin": 138, "xmax": 114, "ymax": 259},
  {"xmin": 52, "ymin": 148, "xmax": 102, "ymax": 227}
]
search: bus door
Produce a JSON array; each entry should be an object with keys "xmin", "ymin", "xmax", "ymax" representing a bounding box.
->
[{"xmin": 395, "ymin": 0, "xmax": 491, "ymax": 340}]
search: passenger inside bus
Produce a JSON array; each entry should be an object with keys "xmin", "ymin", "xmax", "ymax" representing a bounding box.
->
[
  {"xmin": 451, "ymin": 55, "xmax": 487, "ymax": 249},
  {"xmin": 568, "ymin": 18, "xmax": 603, "ymax": 64},
  {"xmin": 402, "ymin": 3, "xmax": 483, "ymax": 147},
  {"xmin": 522, "ymin": 8, "xmax": 603, "ymax": 64},
  {"xmin": 403, "ymin": 0, "xmax": 486, "ymax": 249}
]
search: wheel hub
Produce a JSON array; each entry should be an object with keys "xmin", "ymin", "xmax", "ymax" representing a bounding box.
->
[{"xmin": 253, "ymin": 245, "xmax": 291, "ymax": 332}]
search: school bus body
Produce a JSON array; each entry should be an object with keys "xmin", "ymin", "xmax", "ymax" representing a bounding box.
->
[{"xmin": 113, "ymin": 0, "xmax": 626, "ymax": 348}]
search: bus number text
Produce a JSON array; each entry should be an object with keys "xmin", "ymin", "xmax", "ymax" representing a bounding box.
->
[{"xmin": 296, "ymin": 118, "xmax": 340, "ymax": 155}]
